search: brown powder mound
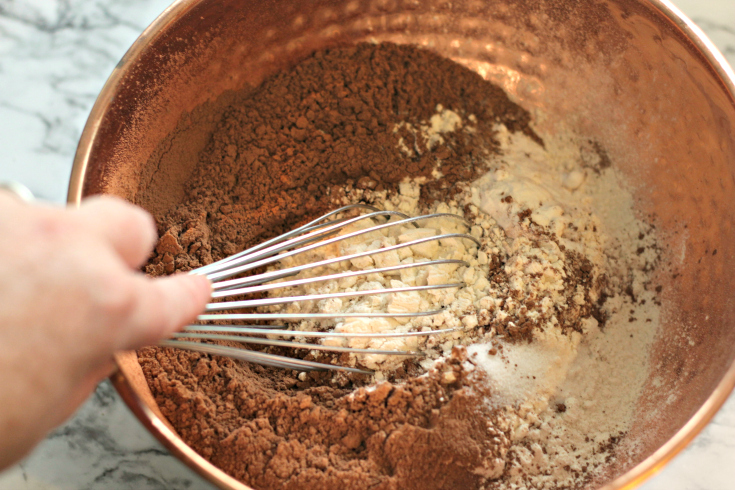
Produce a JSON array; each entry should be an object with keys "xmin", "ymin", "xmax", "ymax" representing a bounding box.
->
[
  {"xmin": 142, "ymin": 42, "xmax": 537, "ymax": 275},
  {"xmin": 139, "ymin": 346, "xmax": 509, "ymax": 490},
  {"xmin": 137, "ymin": 42, "xmax": 540, "ymax": 489}
]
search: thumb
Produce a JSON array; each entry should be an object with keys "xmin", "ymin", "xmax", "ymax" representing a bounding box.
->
[{"xmin": 117, "ymin": 273, "xmax": 211, "ymax": 351}]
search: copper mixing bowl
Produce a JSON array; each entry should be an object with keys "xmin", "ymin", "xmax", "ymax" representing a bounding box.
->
[{"xmin": 67, "ymin": 0, "xmax": 735, "ymax": 488}]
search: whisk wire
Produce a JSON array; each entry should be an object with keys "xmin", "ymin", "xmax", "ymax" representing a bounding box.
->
[
  {"xmin": 160, "ymin": 340, "xmax": 373, "ymax": 374},
  {"xmin": 183, "ymin": 325, "xmax": 457, "ymax": 338},
  {"xmin": 172, "ymin": 333, "xmax": 418, "ymax": 356},
  {"xmin": 206, "ymin": 283, "xmax": 463, "ymax": 312},
  {"xmin": 204, "ymin": 212, "xmax": 474, "ymax": 282},
  {"xmin": 211, "ymin": 259, "xmax": 468, "ymax": 296},
  {"xmin": 193, "ymin": 204, "xmax": 381, "ymax": 275},
  {"xmin": 200, "ymin": 209, "xmax": 408, "ymax": 280},
  {"xmin": 197, "ymin": 309, "xmax": 446, "ymax": 321},
  {"xmin": 208, "ymin": 232, "xmax": 479, "ymax": 289}
]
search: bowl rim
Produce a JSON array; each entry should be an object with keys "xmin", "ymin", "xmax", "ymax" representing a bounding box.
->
[{"xmin": 67, "ymin": 1, "xmax": 735, "ymax": 489}]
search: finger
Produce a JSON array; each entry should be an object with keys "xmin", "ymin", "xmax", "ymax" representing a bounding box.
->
[
  {"xmin": 76, "ymin": 196, "xmax": 157, "ymax": 269},
  {"xmin": 116, "ymin": 273, "xmax": 212, "ymax": 351}
]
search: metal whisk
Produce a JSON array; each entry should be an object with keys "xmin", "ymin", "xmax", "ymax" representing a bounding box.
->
[{"xmin": 161, "ymin": 204, "xmax": 480, "ymax": 374}]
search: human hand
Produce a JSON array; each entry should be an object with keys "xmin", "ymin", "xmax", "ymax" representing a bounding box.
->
[{"xmin": 0, "ymin": 192, "xmax": 211, "ymax": 469}]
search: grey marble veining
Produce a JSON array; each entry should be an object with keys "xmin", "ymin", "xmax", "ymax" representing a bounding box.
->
[
  {"xmin": 0, "ymin": 0, "xmax": 166, "ymax": 203},
  {"xmin": 0, "ymin": 381, "xmax": 211, "ymax": 490},
  {"xmin": 0, "ymin": 0, "xmax": 733, "ymax": 489}
]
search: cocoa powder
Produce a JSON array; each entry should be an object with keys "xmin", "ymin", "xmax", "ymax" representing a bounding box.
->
[
  {"xmin": 139, "ymin": 346, "xmax": 509, "ymax": 490},
  {"xmin": 141, "ymin": 42, "xmax": 536, "ymax": 275},
  {"xmin": 138, "ymin": 42, "xmax": 538, "ymax": 489}
]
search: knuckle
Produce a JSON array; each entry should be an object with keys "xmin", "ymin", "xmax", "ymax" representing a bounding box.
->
[
  {"xmin": 85, "ymin": 196, "xmax": 156, "ymax": 241},
  {"xmin": 158, "ymin": 280, "xmax": 193, "ymax": 333},
  {"xmin": 81, "ymin": 195, "xmax": 119, "ymax": 215},
  {"xmin": 146, "ymin": 286, "xmax": 170, "ymax": 331},
  {"xmin": 118, "ymin": 206, "xmax": 157, "ymax": 251},
  {"xmin": 35, "ymin": 211, "xmax": 79, "ymax": 241},
  {"xmin": 95, "ymin": 273, "xmax": 138, "ymax": 322}
]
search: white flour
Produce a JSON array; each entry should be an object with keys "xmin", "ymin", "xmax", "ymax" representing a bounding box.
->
[
  {"xmin": 265, "ymin": 178, "xmax": 497, "ymax": 371},
  {"xmin": 464, "ymin": 126, "xmax": 660, "ymax": 488}
]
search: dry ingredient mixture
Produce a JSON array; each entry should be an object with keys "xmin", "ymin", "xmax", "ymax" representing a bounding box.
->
[{"xmin": 137, "ymin": 43, "xmax": 661, "ymax": 490}]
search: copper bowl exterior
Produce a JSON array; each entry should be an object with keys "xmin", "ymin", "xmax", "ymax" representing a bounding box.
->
[{"xmin": 67, "ymin": 0, "xmax": 735, "ymax": 489}]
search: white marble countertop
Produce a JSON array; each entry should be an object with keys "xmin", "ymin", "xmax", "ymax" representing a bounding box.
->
[{"xmin": 0, "ymin": 0, "xmax": 733, "ymax": 488}]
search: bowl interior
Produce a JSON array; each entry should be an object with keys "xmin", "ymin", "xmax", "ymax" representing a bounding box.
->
[{"xmin": 74, "ymin": 0, "xmax": 735, "ymax": 488}]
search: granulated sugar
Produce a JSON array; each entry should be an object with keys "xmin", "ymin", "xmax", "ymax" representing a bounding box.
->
[{"xmin": 466, "ymin": 327, "xmax": 580, "ymax": 408}]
